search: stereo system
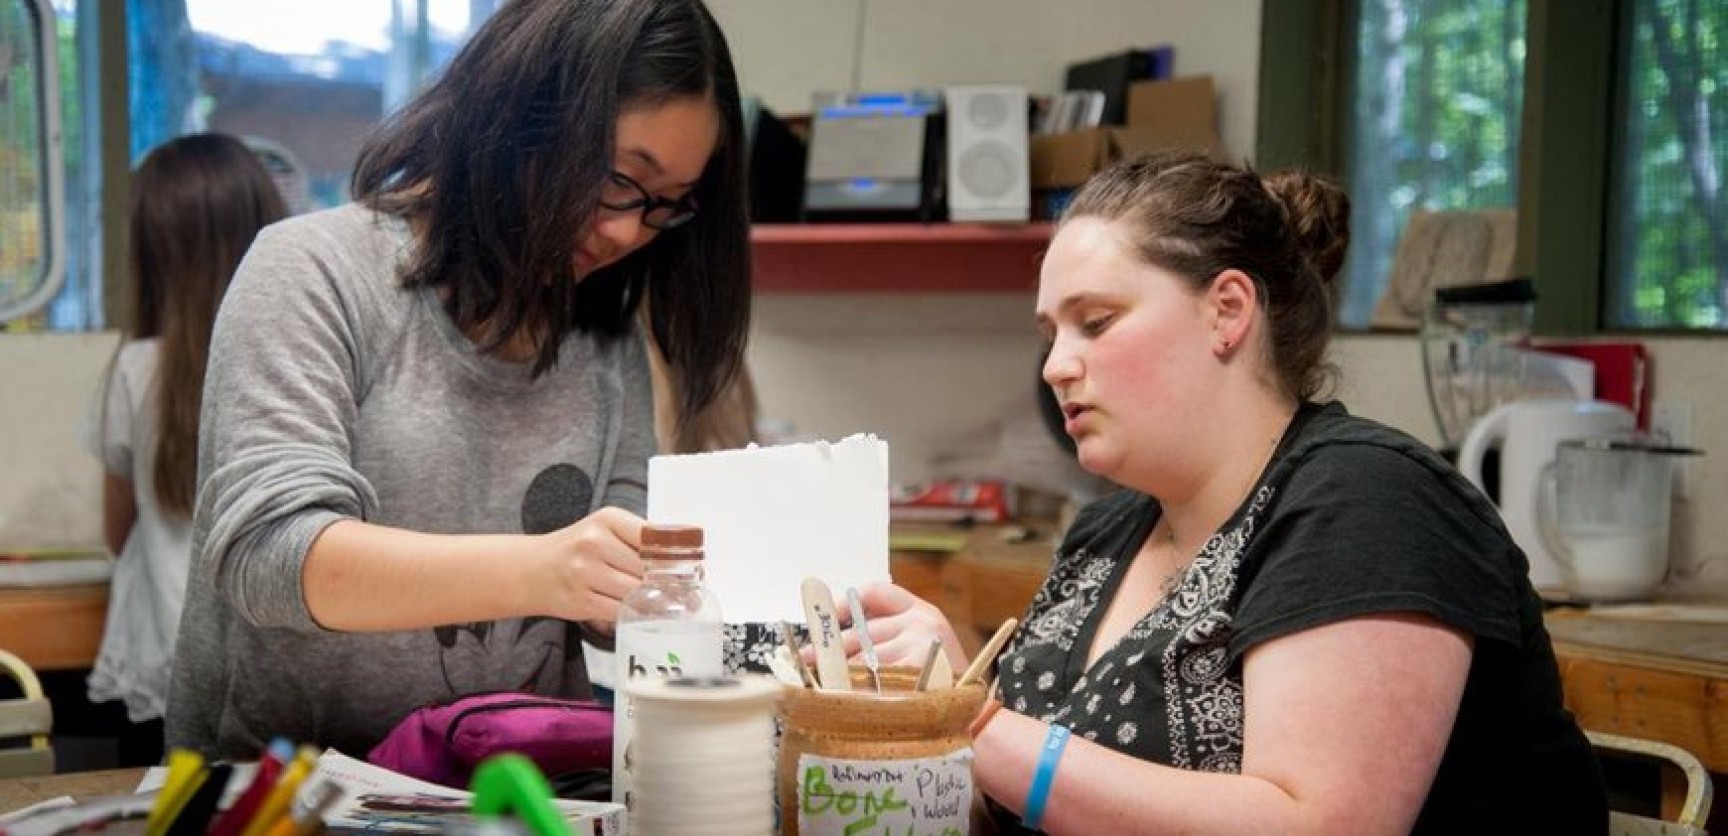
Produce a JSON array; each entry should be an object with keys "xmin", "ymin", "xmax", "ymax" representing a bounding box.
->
[
  {"xmin": 803, "ymin": 91, "xmax": 945, "ymax": 222},
  {"xmin": 801, "ymin": 87, "xmax": 1030, "ymax": 224}
]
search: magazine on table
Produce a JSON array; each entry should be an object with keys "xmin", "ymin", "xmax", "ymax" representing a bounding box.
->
[
  {"xmin": 0, "ymin": 749, "xmax": 622, "ymax": 836},
  {"xmin": 298, "ymin": 750, "xmax": 623, "ymax": 835}
]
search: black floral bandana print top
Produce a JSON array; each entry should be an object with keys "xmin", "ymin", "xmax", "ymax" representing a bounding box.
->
[
  {"xmin": 987, "ymin": 401, "xmax": 1609, "ymax": 836},
  {"xmin": 997, "ymin": 482, "xmax": 1274, "ymax": 774}
]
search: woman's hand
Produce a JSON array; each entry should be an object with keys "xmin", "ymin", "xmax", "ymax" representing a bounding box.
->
[
  {"xmin": 538, "ymin": 506, "xmax": 646, "ymax": 625},
  {"xmin": 838, "ymin": 582, "xmax": 970, "ymax": 671}
]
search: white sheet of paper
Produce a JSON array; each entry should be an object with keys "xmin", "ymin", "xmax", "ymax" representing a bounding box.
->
[{"xmin": 647, "ymin": 434, "xmax": 891, "ymax": 623}]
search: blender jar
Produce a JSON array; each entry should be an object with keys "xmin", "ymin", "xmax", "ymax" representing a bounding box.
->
[{"xmin": 1420, "ymin": 278, "xmax": 1536, "ymax": 451}]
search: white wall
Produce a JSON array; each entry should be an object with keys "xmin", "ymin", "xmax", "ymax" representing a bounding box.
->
[
  {"xmin": 0, "ymin": 332, "xmax": 117, "ymax": 552},
  {"xmin": 709, "ymin": 0, "xmax": 1262, "ymax": 163}
]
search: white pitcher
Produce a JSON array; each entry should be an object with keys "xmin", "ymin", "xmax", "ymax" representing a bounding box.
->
[{"xmin": 1455, "ymin": 399, "xmax": 1635, "ymax": 594}]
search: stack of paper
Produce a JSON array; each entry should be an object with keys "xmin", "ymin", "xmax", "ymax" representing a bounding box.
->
[
  {"xmin": 647, "ymin": 434, "xmax": 893, "ymax": 624},
  {"xmin": 310, "ymin": 750, "xmax": 623, "ymax": 835}
]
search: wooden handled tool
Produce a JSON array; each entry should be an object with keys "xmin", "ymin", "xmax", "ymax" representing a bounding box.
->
[
  {"xmin": 913, "ymin": 638, "xmax": 944, "ymax": 691},
  {"xmin": 846, "ymin": 587, "xmax": 883, "ymax": 693},
  {"xmin": 779, "ymin": 620, "xmax": 817, "ymax": 688}
]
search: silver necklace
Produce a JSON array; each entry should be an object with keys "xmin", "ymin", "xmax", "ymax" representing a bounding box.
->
[
  {"xmin": 1154, "ymin": 522, "xmax": 1189, "ymax": 600},
  {"xmin": 1154, "ymin": 421, "xmax": 1289, "ymax": 599}
]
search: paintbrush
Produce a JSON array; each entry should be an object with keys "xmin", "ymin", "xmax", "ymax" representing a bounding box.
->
[{"xmin": 958, "ymin": 617, "xmax": 1018, "ymax": 688}]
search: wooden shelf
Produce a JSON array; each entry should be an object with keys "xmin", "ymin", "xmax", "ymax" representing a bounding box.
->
[{"xmin": 751, "ymin": 222, "xmax": 1053, "ymax": 293}]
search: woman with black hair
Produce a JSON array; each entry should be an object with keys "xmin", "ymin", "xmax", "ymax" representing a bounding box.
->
[{"xmin": 166, "ymin": 0, "xmax": 753, "ymax": 759}]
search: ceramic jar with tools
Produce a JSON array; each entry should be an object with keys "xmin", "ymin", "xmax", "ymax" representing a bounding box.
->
[{"xmin": 777, "ymin": 667, "xmax": 986, "ymax": 836}]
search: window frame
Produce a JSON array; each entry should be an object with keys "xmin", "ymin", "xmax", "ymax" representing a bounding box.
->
[
  {"xmin": 1, "ymin": 0, "xmax": 67, "ymax": 324},
  {"xmin": 1259, "ymin": 0, "xmax": 1703, "ymax": 337}
]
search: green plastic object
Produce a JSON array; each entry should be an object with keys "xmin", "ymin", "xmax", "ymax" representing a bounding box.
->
[{"xmin": 469, "ymin": 754, "xmax": 571, "ymax": 836}]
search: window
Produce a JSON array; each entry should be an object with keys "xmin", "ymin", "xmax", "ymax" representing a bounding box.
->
[
  {"xmin": 13, "ymin": 0, "xmax": 496, "ymax": 332},
  {"xmin": 172, "ymin": 0, "xmax": 494, "ymax": 210},
  {"xmin": 1268, "ymin": 0, "xmax": 1728, "ymax": 333},
  {"xmin": 1606, "ymin": 0, "xmax": 1728, "ymax": 329},
  {"xmin": 1336, "ymin": 0, "xmax": 1527, "ymax": 329},
  {"xmin": 0, "ymin": 0, "xmax": 66, "ymax": 326}
]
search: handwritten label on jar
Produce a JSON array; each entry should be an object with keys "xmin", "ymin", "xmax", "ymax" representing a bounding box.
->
[{"xmin": 796, "ymin": 749, "xmax": 973, "ymax": 836}]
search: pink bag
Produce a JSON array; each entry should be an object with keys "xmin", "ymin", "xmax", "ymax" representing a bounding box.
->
[{"xmin": 368, "ymin": 692, "xmax": 612, "ymax": 789}]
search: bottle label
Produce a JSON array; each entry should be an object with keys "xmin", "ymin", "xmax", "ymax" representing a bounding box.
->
[
  {"xmin": 612, "ymin": 620, "xmax": 725, "ymax": 807},
  {"xmin": 617, "ymin": 621, "xmax": 725, "ymax": 680}
]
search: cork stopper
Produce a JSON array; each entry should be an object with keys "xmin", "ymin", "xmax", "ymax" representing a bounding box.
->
[{"xmin": 642, "ymin": 523, "xmax": 704, "ymax": 557}]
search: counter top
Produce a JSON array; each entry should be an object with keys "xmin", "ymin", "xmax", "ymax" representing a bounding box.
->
[
  {"xmin": 1546, "ymin": 608, "xmax": 1728, "ymax": 673},
  {"xmin": 0, "ymin": 583, "xmax": 108, "ymax": 671},
  {"xmin": 1545, "ymin": 607, "xmax": 1728, "ymax": 774}
]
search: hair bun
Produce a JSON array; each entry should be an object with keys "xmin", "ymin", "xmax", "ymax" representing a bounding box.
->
[{"xmin": 1262, "ymin": 171, "xmax": 1351, "ymax": 286}]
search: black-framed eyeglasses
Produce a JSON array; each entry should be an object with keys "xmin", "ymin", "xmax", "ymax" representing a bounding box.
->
[{"xmin": 598, "ymin": 171, "xmax": 699, "ymax": 230}]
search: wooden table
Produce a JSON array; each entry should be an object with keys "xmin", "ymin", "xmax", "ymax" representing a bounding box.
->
[
  {"xmin": 1546, "ymin": 610, "xmax": 1728, "ymax": 772},
  {"xmin": 889, "ymin": 522, "xmax": 1054, "ymax": 657},
  {"xmin": 0, "ymin": 767, "xmax": 142, "ymax": 813},
  {"xmin": 0, "ymin": 584, "xmax": 108, "ymax": 671},
  {"xmin": 1545, "ymin": 609, "xmax": 1728, "ymax": 829}
]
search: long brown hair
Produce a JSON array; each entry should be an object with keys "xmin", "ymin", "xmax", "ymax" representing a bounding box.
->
[{"xmin": 127, "ymin": 133, "xmax": 286, "ymax": 517}]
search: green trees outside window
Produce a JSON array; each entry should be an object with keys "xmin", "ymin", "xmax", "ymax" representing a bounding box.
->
[{"xmin": 1610, "ymin": 0, "xmax": 1728, "ymax": 329}]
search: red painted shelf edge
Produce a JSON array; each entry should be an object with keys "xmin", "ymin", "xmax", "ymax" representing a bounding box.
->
[
  {"xmin": 750, "ymin": 222, "xmax": 1054, "ymax": 244},
  {"xmin": 751, "ymin": 223, "xmax": 1052, "ymax": 293}
]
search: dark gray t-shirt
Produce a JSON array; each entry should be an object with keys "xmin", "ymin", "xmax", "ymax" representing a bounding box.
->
[
  {"xmin": 166, "ymin": 204, "xmax": 656, "ymax": 759},
  {"xmin": 992, "ymin": 402, "xmax": 1606, "ymax": 834}
]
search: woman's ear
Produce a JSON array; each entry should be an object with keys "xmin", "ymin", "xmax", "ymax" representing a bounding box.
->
[{"xmin": 1208, "ymin": 269, "xmax": 1259, "ymax": 356}]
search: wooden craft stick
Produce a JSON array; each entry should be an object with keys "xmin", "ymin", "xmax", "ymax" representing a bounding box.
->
[
  {"xmin": 957, "ymin": 617, "xmax": 1018, "ymax": 688},
  {"xmin": 801, "ymin": 577, "xmax": 852, "ymax": 691},
  {"xmin": 913, "ymin": 637, "xmax": 944, "ymax": 691},
  {"xmin": 927, "ymin": 651, "xmax": 955, "ymax": 689}
]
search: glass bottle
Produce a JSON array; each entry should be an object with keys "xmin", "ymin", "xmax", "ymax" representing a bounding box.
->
[{"xmin": 612, "ymin": 523, "xmax": 724, "ymax": 806}]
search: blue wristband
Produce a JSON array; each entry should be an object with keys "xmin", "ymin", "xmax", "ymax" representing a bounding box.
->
[{"xmin": 1022, "ymin": 723, "xmax": 1070, "ymax": 830}]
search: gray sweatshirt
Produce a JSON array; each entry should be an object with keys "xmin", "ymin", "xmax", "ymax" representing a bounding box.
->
[{"xmin": 166, "ymin": 204, "xmax": 655, "ymax": 759}]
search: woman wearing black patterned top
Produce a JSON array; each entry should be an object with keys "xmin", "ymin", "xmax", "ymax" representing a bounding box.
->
[{"xmin": 845, "ymin": 152, "xmax": 1606, "ymax": 834}]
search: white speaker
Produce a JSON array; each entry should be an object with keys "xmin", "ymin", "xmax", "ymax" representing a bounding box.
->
[{"xmin": 945, "ymin": 86, "xmax": 1030, "ymax": 223}]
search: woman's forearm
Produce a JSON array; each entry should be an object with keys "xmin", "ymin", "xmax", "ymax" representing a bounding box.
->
[
  {"xmin": 301, "ymin": 519, "xmax": 545, "ymax": 631},
  {"xmin": 973, "ymin": 711, "xmax": 1309, "ymax": 836}
]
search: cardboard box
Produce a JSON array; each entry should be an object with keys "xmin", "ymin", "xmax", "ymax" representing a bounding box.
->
[
  {"xmin": 1029, "ymin": 75, "xmax": 1222, "ymax": 190},
  {"xmin": 1126, "ymin": 74, "xmax": 1219, "ymax": 148}
]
